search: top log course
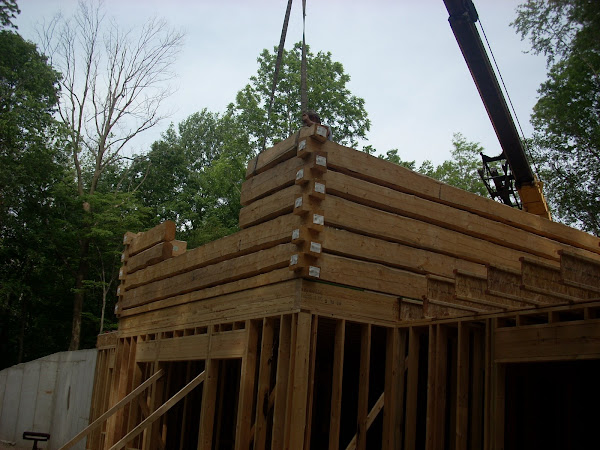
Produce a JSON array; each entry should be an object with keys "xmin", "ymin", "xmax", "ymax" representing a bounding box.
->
[{"xmin": 244, "ymin": 133, "xmax": 600, "ymax": 256}]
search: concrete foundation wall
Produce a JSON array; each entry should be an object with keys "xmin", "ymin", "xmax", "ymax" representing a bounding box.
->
[{"xmin": 0, "ymin": 349, "xmax": 97, "ymax": 449}]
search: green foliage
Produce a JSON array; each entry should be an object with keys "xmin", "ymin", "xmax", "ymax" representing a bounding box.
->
[
  {"xmin": 132, "ymin": 109, "xmax": 252, "ymax": 248},
  {"xmin": 228, "ymin": 42, "xmax": 371, "ymax": 151},
  {"xmin": 0, "ymin": 30, "xmax": 72, "ymax": 368},
  {"xmin": 513, "ymin": 0, "xmax": 600, "ymax": 234},
  {"xmin": 379, "ymin": 134, "xmax": 487, "ymax": 197},
  {"xmin": 0, "ymin": 0, "xmax": 19, "ymax": 30}
]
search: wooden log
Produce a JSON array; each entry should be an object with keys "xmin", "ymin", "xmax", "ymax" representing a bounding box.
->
[
  {"xmin": 118, "ymin": 278, "xmax": 299, "ymax": 337},
  {"xmin": 127, "ymin": 221, "xmax": 176, "ymax": 257},
  {"xmin": 239, "ymin": 185, "xmax": 302, "ymax": 229},
  {"xmin": 321, "ymin": 140, "xmax": 600, "ymax": 255},
  {"xmin": 425, "ymin": 275, "xmax": 491, "ymax": 319},
  {"xmin": 316, "ymin": 252, "xmax": 428, "ymax": 300},
  {"xmin": 323, "ymin": 196, "xmax": 546, "ymax": 271},
  {"xmin": 246, "ymin": 126, "xmax": 320, "ymax": 179},
  {"xmin": 241, "ymin": 155, "xmax": 304, "ymax": 205},
  {"xmin": 400, "ymin": 298, "xmax": 425, "ymax": 321},
  {"xmin": 121, "ymin": 243, "xmax": 296, "ymax": 309},
  {"xmin": 454, "ymin": 270, "xmax": 530, "ymax": 311},
  {"xmin": 486, "ymin": 265, "xmax": 550, "ymax": 307},
  {"xmin": 321, "ymin": 227, "xmax": 487, "ymax": 280},
  {"xmin": 559, "ymin": 250, "xmax": 600, "ymax": 293},
  {"xmin": 521, "ymin": 257, "xmax": 595, "ymax": 301},
  {"xmin": 299, "ymin": 279, "xmax": 399, "ymax": 325},
  {"xmin": 120, "ymin": 268, "xmax": 296, "ymax": 321},
  {"xmin": 126, "ymin": 242, "xmax": 178, "ymax": 274},
  {"xmin": 126, "ymin": 214, "xmax": 301, "ymax": 291},
  {"xmin": 324, "ymin": 170, "xmax": 600, "ymax": 263}
]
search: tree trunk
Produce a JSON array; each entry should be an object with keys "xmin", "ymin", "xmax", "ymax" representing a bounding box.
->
[
  {"xmin": 69, "ymin": 238, "xmax": 90, "ymax": 351},
  {"xmin": 17, "ymin": 292, "xmax": 25, "ymax": 363}
]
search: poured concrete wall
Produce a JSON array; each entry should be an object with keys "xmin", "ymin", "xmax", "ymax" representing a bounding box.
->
[{"xmin": 0, "ymin": 349, "xmax": 97, "ymax": 449}]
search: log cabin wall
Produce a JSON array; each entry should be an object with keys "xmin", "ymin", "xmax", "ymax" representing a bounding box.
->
[{"xmin": 86, "ymin": 126, "xmax": 600, "ymax": 449}]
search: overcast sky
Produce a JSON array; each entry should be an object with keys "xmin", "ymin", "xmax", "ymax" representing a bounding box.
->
[{"xmin": 16, "ymin": 0, "xmax": 548, "ymax": 165}]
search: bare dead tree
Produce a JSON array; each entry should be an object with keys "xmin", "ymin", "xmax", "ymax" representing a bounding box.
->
[{"xmin": 40, "ymin": 0, "xmax": 184, "ymax": 350}]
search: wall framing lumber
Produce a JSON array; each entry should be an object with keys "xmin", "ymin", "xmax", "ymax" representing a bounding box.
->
[
  {"xmin": 404, "ymin": 327, "xmax": 421, "ymax": 450},
  {"xmin": 235, "ymin": 320, "xmax": 259, "ymax": 450},
  {"xmin": 329, "ymin": 319, "xmax": 346, "ymax": 450},
  {"xmin": 383, "ymin": 327, "xmax": 406, "ymax": 450},
  {"xmin": 272, "ymin": 315, "xmax": 292, "ymax": 449},
  {"xmin": 254, "ymin": 317, "xmax": 275, "ymax": 450}
]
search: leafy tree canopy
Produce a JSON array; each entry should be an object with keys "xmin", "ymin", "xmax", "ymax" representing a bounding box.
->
[
  {"xmin": 0, "ymin": 0, "xmax": 19, "ymax": 30},
  {"xmin": 513, "ymin": 0, "xmax": 600, "ymax": 234},
  {"xmin": 228, "ymin": 42, "xmax": 371, "ymax": 151},
  {"xmin": 380, "ymin": 134, "xmax": 487, "ymax": 197},
  {"xmin": 132, "ymin": 109, "xmax": 252, "ymax": 248}
]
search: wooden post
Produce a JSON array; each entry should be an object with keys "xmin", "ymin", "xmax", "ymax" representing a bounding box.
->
[
  {"xmin": 434, "ymin": 324, "xmax": 448, "ymax": 449},
  {"xmin": 471, "ymin": 327, "xmax": 485, "ymax": 450},
  {"xmin": 404, "ymin": 327, "xmax": 420, "ymax": 450},
  {"xmin": 304, "ymin": 315, "xmax": 319, "ymax": 450},
  {"xmin": 456, "ymin": 322, "xmax": 470, "ymax": 450},
  {"xmin": 235, "ymin": 320, "xmax": 260, "ymax": 450},
  {"xmin": 425, "ymin": 325, "xmax": 437, "ymax": 450},
  {"xmin": 383, "ymin": 327, "xmax": 406, "ymax": 450},
  {"xmin": 288, "ymin": 312, "xmax": 313, "ymax": 450},
  {"xmin": 329, "ymin": 319, "xmax": 346, "ymax": 450},
  {"xmin": 272, "ymin": 315, "xmax": 292, "ymax": 449},
  {"xmin": 356, "ymin": 324, "xmax": 372, "ymax": 450},
  {"xmin": 197, "ymin": 326, "xmax": 219, "ymax": 450},
  {"xmin": 254, "ymin": 317, "xmax": 276, "ymax": 450}
]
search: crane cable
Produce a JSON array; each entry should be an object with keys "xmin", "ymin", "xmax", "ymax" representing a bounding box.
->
[
  {"xmin": 258, "ymin": 0, "xmax": 309, "ymax": 157},
  {"xmin": 301, "ymin": 0, "xmax": 308, "ymax": 113},
  {"xmin": 258, "ymin": 0, "xmax": 294, "ymax": 158}
]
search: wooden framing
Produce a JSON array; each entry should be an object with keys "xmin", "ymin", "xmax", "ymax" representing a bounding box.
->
[{"xmin": 86, "ymin": 129, "xmax": 600, "ymax": 449}]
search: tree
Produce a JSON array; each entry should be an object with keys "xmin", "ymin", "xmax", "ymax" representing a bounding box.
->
[
  {"xmin": 132, "ymin": 109, "xmax": 252, "ymax": 248},
  {"xmin": 39, "ymin": 1, "xmax": 184, "ymax": 350},
  {"xmin": 0, "ymin": 29, "xmax": 68, "ymax": 366},
  {"xmin": 0, "ymin": 0, "xmax": 19, "ymax": 30},
  {"xmin": 513, "ymin": 0, "xmax": 600, "ymax": 234},
  {"xmin": 380, "ymin": 134, "xmax": 487, "ymax": 196},
  {"xmin": 229, "ymin": 42, "xmax": 371, "ymax": 151}
]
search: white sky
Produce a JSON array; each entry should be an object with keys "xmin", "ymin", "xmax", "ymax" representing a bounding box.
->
[{"xmin": 16, "ymin": 0, "xmax": 548, "ymax": 166}]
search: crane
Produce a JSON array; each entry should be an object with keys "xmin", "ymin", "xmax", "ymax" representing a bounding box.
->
[{"xmin": 443, "ymin": 0, "xmax": 552, "ymax": 220}]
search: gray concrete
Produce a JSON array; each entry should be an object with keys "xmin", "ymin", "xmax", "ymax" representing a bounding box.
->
[{"xmin": 0, "ymin": 349, "xmax": 97, "ymax": 450}]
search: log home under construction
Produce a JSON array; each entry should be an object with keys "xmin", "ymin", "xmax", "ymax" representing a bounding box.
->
[{"xmin": 80, "ymin": 125, "xmax": 600, "ymax": 450}]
